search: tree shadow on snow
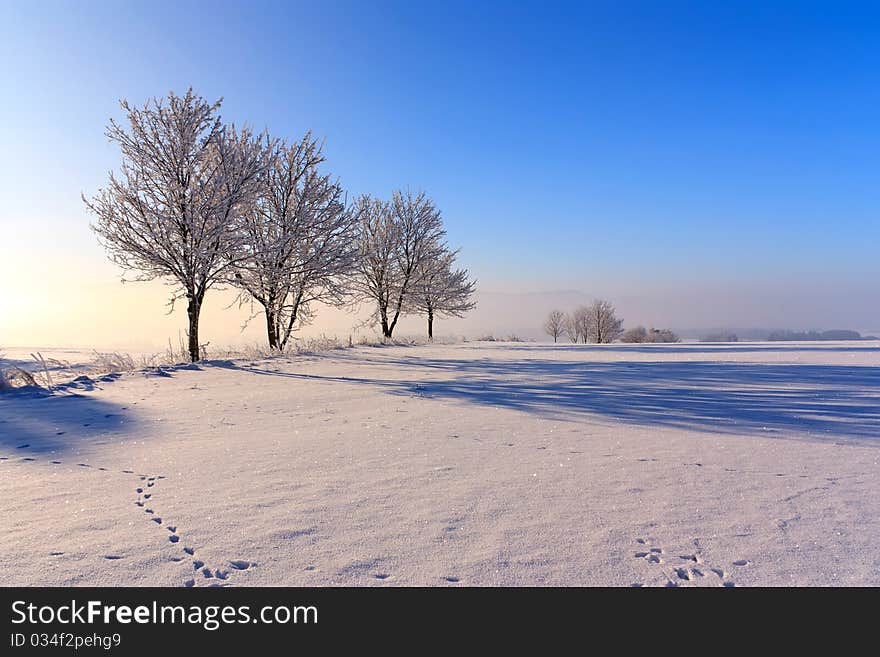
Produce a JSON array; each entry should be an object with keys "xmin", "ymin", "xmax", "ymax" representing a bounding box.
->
[
  {"xmin": 214, "ymin": 357, "xmax": 880, "ymax": 445},
  {"xmin": 0, "ymin": 383, "xmax": 139, "ymax": 456}
]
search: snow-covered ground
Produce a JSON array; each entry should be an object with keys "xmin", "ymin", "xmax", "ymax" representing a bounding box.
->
[{"xmin": 1, "ymin": 341, "xmax": 878, "ymax": 587}]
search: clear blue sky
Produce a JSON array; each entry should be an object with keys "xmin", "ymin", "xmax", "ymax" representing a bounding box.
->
[{"xmin": 1, "ymin": 0, "xmax": 878, "ymax": 342}]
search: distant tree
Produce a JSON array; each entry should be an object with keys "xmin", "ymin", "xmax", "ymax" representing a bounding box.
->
[
  {"xmin": 767, "ymin": 329, "xmax": 863, "ymax": 342},
  {"xmin": 354, "ymin": 190, "xmax": 446, "ymax": 338},
  {"xmin": 648, "ymin": 328, "xmax": 680, "ymax": 343},
  {"xmin": 584, "ymin": 299, "xmax": 624, "ymax": 344},
  {"xmin": 700, "ymin": 333, "xmax": 739, "ymax": 343},
  {"xmin": 231, "ymin": 133, "xmax": 357, "ymax": 351},
  {"xmin": 543, "ymin": 310, "xmax": 566, "ymax": 343},
  {"xmin": 85, "ymin": 89, "xmax": 264, "ymax": 362},
  {"xmin": 621, "ymin": 326, "xmax": 648, "ymax": 343},
  {"xmin": 407, "ymin": 249, "xmax": 476, "ymax": 339},
  {"xmin": 623, "ymin": 326, "xmax": 680, "ymax": 343},
  {"xmin": 570, "ymin": 306, "xmax": 591, "ymax": 344},
  {"xmin": 565, "ymin": 311, "xmax": 582, "ymax": 343}
]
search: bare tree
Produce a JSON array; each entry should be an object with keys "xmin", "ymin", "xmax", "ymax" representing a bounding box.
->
[
  {"xmin": 85, "ymin": 89, "xmax": 264, "ymax": 362},
  {"xmin": 543, "ymin": 310, "xmax": 566, "ymax": 343},
  {"xmin": 564, "ymin": 312, "xmax": 581, "ymax": 343},
  {"xmin": 354, "ymin": 190, "xmax": 446, "ymax": 338},
  {"xmin": 647, "ymin": 328, "xmax": 680, "ymax": 343},
  {"xmin": 407, "ymin": 250, "xmax": 476, "ymax": 339},
  {"xmin": 570, "ymin": 306, "xmax": 593, "ymax": 344},
  {"xmin": 622, "ymin": 327, "xmax": 681, "ymax": 343},
  {"xmin": 231, "ymin": 133, "xmax": 357, "ymax": 351},
  {"xmin": 621, "ymin": 326, "xmax": 648, "ymax": 343},
  {"xmin": 584, "ymin": 299, "xmax": 624, "ymax": 343}
]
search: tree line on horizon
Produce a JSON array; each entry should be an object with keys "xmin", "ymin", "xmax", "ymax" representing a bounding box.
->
[
  {"xmin": 543, "ymin": 303, "xmax": 680, "ymax": 344},
  {"xmin": 84, "ymin": 90, "xmax": 476, "ymax": 362}
]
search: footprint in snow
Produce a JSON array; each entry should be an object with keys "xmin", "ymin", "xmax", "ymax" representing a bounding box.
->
[{"xmin": 229, "ymin": 560, "xmax": 251, "ymax": 570}]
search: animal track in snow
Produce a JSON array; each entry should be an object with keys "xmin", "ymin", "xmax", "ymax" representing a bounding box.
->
[
  {"xmin": 633, "ymin": 537, "xmax": 737, "ymax": 587},
  {"xmin": 5, "ymin": 450, "xmax": 253, "ymax": 589}
]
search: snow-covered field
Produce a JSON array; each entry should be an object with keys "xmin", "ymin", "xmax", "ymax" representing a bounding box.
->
[{"xmin": 1, "ymin": 341, "xmax": 878, "ymax": 587}]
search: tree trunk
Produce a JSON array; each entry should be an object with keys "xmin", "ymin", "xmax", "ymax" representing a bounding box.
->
[
  {"xmin": 427, "ymin": 310, "xmax": 434, "ymax": 341},
  {"xmin": 380, "ymin": 305, "xmax": 391, "ymax": 338},
  {"xmin": 186, "ymin": 290, "xmax": 204, "ymax": 363},
  {"xmin": 265, "ymin": 308, "xmax": 279, "ymax": 351}
]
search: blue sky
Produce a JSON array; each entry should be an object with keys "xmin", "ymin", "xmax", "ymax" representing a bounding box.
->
[{"xmin": 1, "ymin": 1, "xmax": 878, "ymax": 345}]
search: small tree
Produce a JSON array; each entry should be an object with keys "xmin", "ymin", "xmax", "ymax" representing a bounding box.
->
[
  {"xmin": 621, "ymin": 326, "xmax": 648, "ymax": 343},
  {"xmin": 86, "ymin": 89, "xmax": 264, "ymax": 362},
  {"xmin": 564, "ymin": 312, "xmax": 581, "ymax": 343},
  {"xmin": 231, "ymin": 133, "xmax": 357, "ymax": 351},
  {"xmin": 543, "ymin": 310, "xmax": 566, "ymax": 343},
  {"xmin": 584, "ymin": 299, "xmax": 624, "ymax": 344},
  {"xmin": 407, "ymin": 250, "xmax": 476, "ymax": 340},
  {"xmin": 648, "ymin": 328, "xmax": 680, "ymax": 343},
  {"xmin": 570, "ymin": 306, "xmax": 591, "ymax": 344}
]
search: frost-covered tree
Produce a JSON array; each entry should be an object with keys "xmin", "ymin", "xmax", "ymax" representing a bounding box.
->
[
  {"xmin": 543, "ymin": 310, "xmax": 566, "ymax": 343},
  {"xmin": 570, "ymin": 306, "xmax": 591, "ymax": 344},
  {"xmin": 354, "ymin": 190, "xmax": 446, "ymax": 338},
  {"xmin": 621, "ymin": 326, "xmax": 648, "ymax": 343},
  {"xmin": 584, "ymin": 299, "xmax": 624, "ymax": 343},
  {"xmin": 85, "ymin": 89, "xmax": 264, "ymax": 362},
  {"xmin": 621, "ymin": 326, "xmax": 680, "ymax": 343},
  {"xmin": 564, "ymin": 312, "xmax": 581, "ymax": 343},
  {"xmin": 407, "ymin": 250, "xmax": 476, "ymax": 339},
  {"xmin": 231, "ymin": 133, "xmax": 357, "ymax": 351}
]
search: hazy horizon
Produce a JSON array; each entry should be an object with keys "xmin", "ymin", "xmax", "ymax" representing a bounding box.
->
[{"xmin": 1, "ymin": 1, "xmax": 878, "ymax": 349}]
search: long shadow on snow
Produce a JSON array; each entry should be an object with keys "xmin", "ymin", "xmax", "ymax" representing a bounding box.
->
[
  {"xmin": 0, "ymin": 369, "xmax": 189, "ymax": 455},
  {"xmin": 212, "ymin": 357, "xmax": 880, "ymax": 444}
]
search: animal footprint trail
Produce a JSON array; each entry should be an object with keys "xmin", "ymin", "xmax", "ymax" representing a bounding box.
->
[
  {"xmin": 4, "ymin": 451, "xmax": 255, "ymax": 589},
  {"xmin": 633, "ymin": 537, "xmax": 740, "ymax": 588}
]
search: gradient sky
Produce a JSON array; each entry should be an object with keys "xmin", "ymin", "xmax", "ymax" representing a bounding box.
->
[{"xmin": 1, "ymin": 1, "xmax": 878, "ymax": 348}]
